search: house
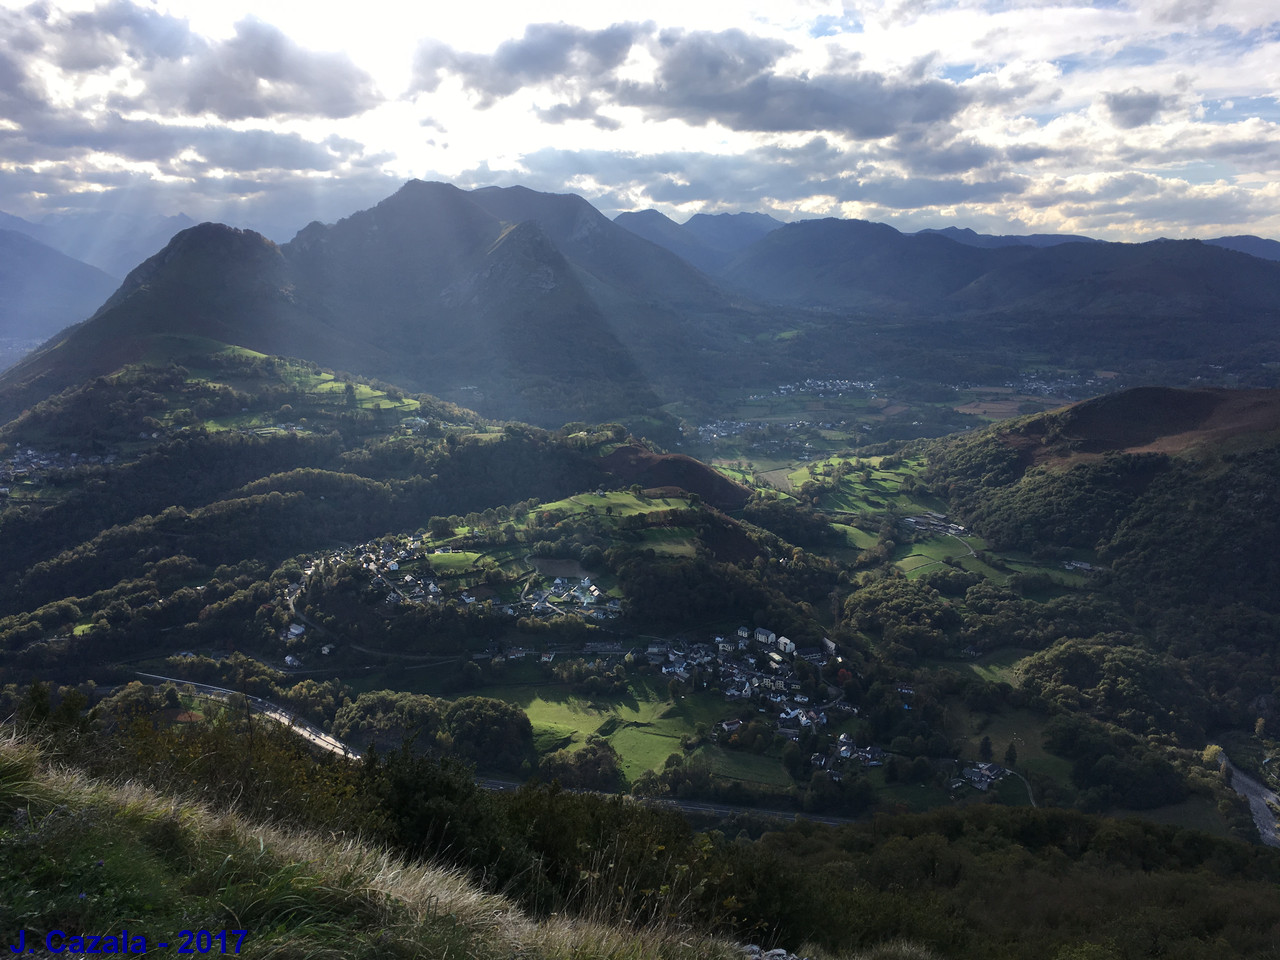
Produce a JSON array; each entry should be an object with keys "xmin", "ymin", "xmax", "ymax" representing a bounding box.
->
[
  {"xmin": 737, "ymin": 626, "xmax": 752, "ymax": 640},
  {"xmin": 287, "ymin": 623, "xmax": 306, "ymax": 638},
  {"xmin": 775, "ymin": 635, "xmax": 796, "ymax": 654},
  {"xmin": 754, "ymin": 627, "xmax": 777, "ymax": 646},
  {"xmin": 721, "ymin": 719, "xmax": 743, "ymax": 734},
  {"xmin": 821, "ymin": 637, "xmax": 837, "ymax": 656}
]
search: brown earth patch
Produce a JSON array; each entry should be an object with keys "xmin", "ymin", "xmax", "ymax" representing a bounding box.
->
[{"xmin": 999, "ymin": 387, "xmax": 1280, "ymax": 467}]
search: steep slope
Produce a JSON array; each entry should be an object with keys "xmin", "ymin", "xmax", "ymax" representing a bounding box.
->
[
  {"xmin": 613, "ymin": 209, "xmax": 785, "ymax": 274},
  {"xmin": 682, "ymin": 211, "xmax": 784, "ymax": 254},
  {"xmin": 283, "ymin": 180, "xmax": 659, "ymax": 421},
  {"xmin": 613, "ymin": 209, "xmax": 729, "ymax": 273},
  {"xmin": 0, "ymin": 182, "xmax": 668, "ymax": 427},
  {"xmin": 467, "ymin": 184, "xmax": 730, "ymax": 308},
  {"xmin": 0, "ymin": 224, "xmax": 333, "ymax": 421},
  {"xmin": 0, "ymin": 230, "xmax": 119, "ymax": 342}
]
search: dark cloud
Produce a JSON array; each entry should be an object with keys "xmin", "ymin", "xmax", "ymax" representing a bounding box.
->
[
  {"xmin": 125, "ymin": 17, "xmax": 382, "ymax": 120},
  {"xmin": 533, "ymin": 97, "xmax": 621, "ymax": 130},
  {"xmin": 412, "ymin": 22, "xmax": 649, "ymax": 104},
  {"xmin": 1102, "ymin": 88, "xmax": 1178, "ymax": 128},
  {"xmin": 48, "ymin": 0, "xmax": 197, "ymax": 70},
  {"xmin": 885, "ymin": 127, "xmax": 1001, "ymax": 175},
  {"xmin": 413, "ymin": 23, "xmax": 969, "ymax": 140},
  {"xmin": 0, "ymin": 110, "xmax": 352, "ymax": 172},
  {"xmin": 4, "ymin": 3, "xmax": 380, "ymax": 122}
]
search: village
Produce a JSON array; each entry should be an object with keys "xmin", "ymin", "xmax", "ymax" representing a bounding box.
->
[{"xmin": 286, "ymin": 537, "xmax": 1008, "ymax": 796}]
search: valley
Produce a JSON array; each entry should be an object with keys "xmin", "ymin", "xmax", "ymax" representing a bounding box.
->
[{"xmin": 4, "ymin": 180, "xmax": 1280, "ymax": 959}]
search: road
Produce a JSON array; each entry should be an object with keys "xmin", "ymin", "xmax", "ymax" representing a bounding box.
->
[
  {"xmin": 1222, "ymin": 756, "xmax": 1280, "ymax": 848},
  {"xmin": 137, "ymin": 672, "xmax": 360, "ymax": 760}
]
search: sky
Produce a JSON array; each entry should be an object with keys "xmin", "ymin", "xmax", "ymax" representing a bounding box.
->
[{"xmin": 2, "ymin": 0, "xmax": 1279, "ymax": 243}]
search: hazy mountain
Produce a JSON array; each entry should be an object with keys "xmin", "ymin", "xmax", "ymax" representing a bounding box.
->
[
  {"xmin": 38, "ymin": 212, "xmax": 197, "ymax": 279},
  {"xmin": 613, "ymin": 209, "xmax": 784, "ymax": 274},
  {"xmin": 723, "ymin": 217, "xmax": 1280, "ymax": 323},
  {"xmin": 0, "ymin": 181, "xmax": 718, "ymax": 425},
  {"xmin": 720, "ymin": 217, "xmax": 1009, "ymax": 306},
  {"xmin": 916, "ymin": 225, "xmax": 1102, "ymax": 248},
  {"xmin": 0, "ymin": 210, "xmax": 196, "ymax": 280},
  {"xmin": 1205, "ymin": 235, "xmax": 1280, "ymax": 262},
  {"xmin": 0, "ymin": 229, "xmax": 119, "ymax": 342},
  {"xmin": 6, "ymin": 179, "xmax": 1280, "ymax": 428},
  {"xmin": 682, "ymin": 211, "xmax": 784, "ymax": 253},
  {"xmin": 613, "ymin": 209, "xmax": 727, "ymax": 273}
]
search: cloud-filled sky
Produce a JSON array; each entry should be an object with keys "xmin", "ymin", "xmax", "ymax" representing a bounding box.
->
[{"xmin": 2, "ymin": 0, "xmax": 1279, "ymax": 243}]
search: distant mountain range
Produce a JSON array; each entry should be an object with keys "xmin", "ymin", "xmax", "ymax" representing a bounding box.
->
[
  {"xmin": 3, "ymin": 181, "xmax": 1280, "ymax": 427},
  {"xmin": 612, "ymin": 209, "xmax": 784, "ymax": 274},
  {"xmin": 0, "ymin": 210, "xmax": 197, "ymax": 279},
  {"xmin": 0, "ymin": 229, "xmax": 119, "ymax": 342}
]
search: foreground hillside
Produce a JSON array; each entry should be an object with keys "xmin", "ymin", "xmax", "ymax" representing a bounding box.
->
[
  {"xmin": 7, "ymin": 702, "xmax": 1280, "ymax": 960},
  {"xmin": 0, "ymin": 729, "xmax": 758, "ymax": 960}
]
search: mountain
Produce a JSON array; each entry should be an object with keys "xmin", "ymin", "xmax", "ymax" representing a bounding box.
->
[
  {"xmin": 916, "ymin": 225, "xmax": 1102, "ymax": 248},
  {"xmin": 1, "ymin": 181, "xmax": 771, "ymax": 426},
  {"xmin": 0, "ymin": 229, "xmax": 119, "ymax": 343},
  {"xmin": 6, "ymin": 180, "xmax": 1280, "ymax": 429},
  {"xmin": 717, "ymin": 219, "xmax": 1280, "ymax": 377},
  {"xmin": 720, "ymin": 217, "xmax": 1007, "ymax": 306},
  {"xmin": 613, "ymin": 209, "xmax": 784, "ymax": 274},
  {"xmin": 682, "ymin": 211, "xmax": 785, "ymax": 252},
  {"xmin": 1206, "ymin": 234, "xmax": 1280, "ymax": 262},
  {"xmin": 613, "ymin": 209, "xmax": 728, "ymax": 273}
]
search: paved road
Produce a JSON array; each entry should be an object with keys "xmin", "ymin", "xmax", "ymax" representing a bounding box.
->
[{"xmin": 137, "ymin": 672, "xmax": 360, "ymax": 759}]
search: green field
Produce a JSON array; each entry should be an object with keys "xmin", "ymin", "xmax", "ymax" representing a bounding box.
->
[
  {"xmin": 944, "ymin": 704, "xmax": 1072, "ymax": 786},
  {"xmin": 694, "ymin": 744, "xmax": 794, "ymax": 788},
  {"xmin": 964, "ymin": 648, "xmax": 1033, "ymax": 685},
  {"xmin": 474, "ymin": 681, "xmax": 748, "ymax": 784}
]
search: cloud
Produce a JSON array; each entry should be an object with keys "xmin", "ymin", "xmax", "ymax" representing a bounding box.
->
[
  {"xmin": 412, "ymin": 22, "xmax": 649, "ymax": 104},
  {"xmin": 619, "ymin": 28, "xmax": 970, "ymax": 138},
  {"xmin": 123, "ymin": 17, "xmax": 382, "ymax": 121},
  {"xmin": 412, "ymin": 23, "xmax": 970, "ymax": 140},
  {"xmin": 4, "ymin": 2, "xmax": 381, "ymax": 122},
  {"xmin": 1102, "ymin": 87, "xmax": 1179, "ymax": 128}
]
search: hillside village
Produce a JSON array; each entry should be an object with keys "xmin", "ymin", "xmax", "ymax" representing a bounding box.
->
[{"xmin": 277, "ymin": 534, "xmax": 1009, "ymax": 795}]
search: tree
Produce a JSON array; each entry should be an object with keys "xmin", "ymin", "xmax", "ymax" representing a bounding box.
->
[
  {"xmin": 1004, "ymin": 742, "xmax": 1018, "ymax": 767},
  {"xmin": 979, "ymin": 735, "xmax": 993, "ymax": 762}
]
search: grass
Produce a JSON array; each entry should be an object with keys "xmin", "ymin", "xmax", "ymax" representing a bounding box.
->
[
  {"xmin": 943, "ymin": 704, "xmax": 1073, "ymax": 788},
  {"xmin": 965, "ymin": 648, "xmax": 1033, "ymax": 686},
  {"xmin": 694, "ymin": 745, "xmax": 794, "ymax": 789},
  {"xmin": 475, "ymin": 682, "xmax": 762, "ymax": 785},
  {"xmin": 0, "ymin": 729, "xmax": 756, "ymax": 960}
]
